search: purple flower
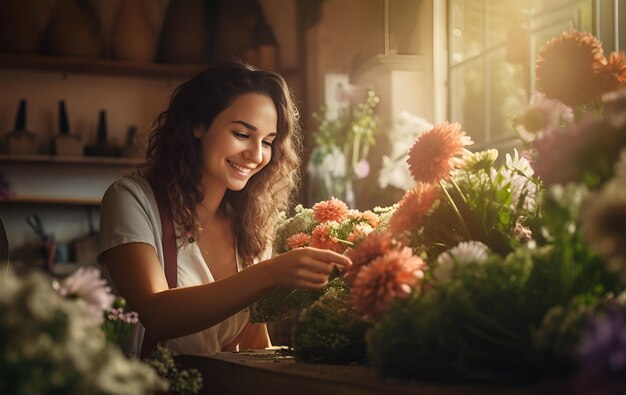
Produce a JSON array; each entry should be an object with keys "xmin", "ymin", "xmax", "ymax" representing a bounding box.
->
[
  {"xmin": 575, "ymin": 306, "xmax": 626, "ymax": 388},
  {"xmin": 532, "ymin": 115, "xmax": 626, "ymax": 187}
]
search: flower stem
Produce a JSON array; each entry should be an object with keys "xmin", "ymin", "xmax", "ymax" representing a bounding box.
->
[
  {"xmin": 439, "ymin": 180, "xmax": 471, "ymax": 239},
  {"xmin": 337, "ymin": 239, "xmax": 355, "ymax": 247},
  {"xmin": 449, "ymin": 177, "xmax": 468, "ymax": 205}
]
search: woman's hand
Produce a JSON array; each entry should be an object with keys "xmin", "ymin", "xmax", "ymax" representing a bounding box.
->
[{"xmin": 262, "ymin": 247, "xmax": 352, "ymax": 290}]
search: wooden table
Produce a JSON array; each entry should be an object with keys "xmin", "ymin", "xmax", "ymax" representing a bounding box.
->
[{"xmin": 176, "ymin": 350, "xmax": 541, "ymax": 395}]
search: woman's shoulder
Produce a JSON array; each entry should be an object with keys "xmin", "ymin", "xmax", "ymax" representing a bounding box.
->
[
  {"xmin": 105, "ymin": 175, "xmax": 152, "ymax": 197},
  {"xmin": 102, "ymin": 175, "xmax": 155, "ymax": 208}
]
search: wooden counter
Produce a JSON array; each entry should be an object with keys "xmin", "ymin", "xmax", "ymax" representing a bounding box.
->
[{"xmin": 175, "ymin": 350, "xmax": 540, "ymax": 395}]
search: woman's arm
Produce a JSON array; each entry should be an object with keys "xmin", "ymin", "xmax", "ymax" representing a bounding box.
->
[{"xmin": 102, "ymin": 243, "xmax": 350, "ymax": 341}]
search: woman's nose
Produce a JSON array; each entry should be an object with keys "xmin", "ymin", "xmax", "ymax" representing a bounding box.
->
[{"xmin": 244, "ymin": 140, "xmax": 263, "ymax": 163}]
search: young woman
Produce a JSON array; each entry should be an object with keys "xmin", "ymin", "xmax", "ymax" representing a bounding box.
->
[{"xmin": 99, "ymin": 62, "xmax": 351, "ymax": 357}]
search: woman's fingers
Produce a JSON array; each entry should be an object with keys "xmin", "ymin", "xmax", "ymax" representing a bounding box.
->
[{"xmin": 298, "ymin": 247, "xmax": 353, "ymax": 270}]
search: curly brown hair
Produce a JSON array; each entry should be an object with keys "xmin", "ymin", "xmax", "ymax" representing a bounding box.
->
[{"xmin": 139, "ymin": 61, "xmax": 302, "ymax": 266}]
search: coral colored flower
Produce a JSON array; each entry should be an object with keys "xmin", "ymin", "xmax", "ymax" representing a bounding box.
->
[
  {"xmin": 286, "ymin": 232, "xmax": 311, "ymax": 250},
  {"xmin": 407, "ymin": 121, "xmax": 473, "ymax": 184},
  {"xmin": 388, "ymin": 183, "xmax": 440, "ymax": 235},
  {"xmin": 349, "ymin": 209, "xmax": 380, "ymax": 228},
  {"xmin": 310, "ymin": 221, "xmax": 345, "ymax": 253},
  {"xmin": 351, "ymin": 247, "xmax": 426, "ymax": 320},
  {"xmin": 347, "ymin": 223, "xmax": 374, "ymax": 244},
  {"xmin": 313, "ymin": 197, "xmax": 349, "ymax": 223},
  {"xmin": 605, "ymin": 51, "xmax": 626, "ymax": 87},
  {"xmin": 536, "ymin": 31, "xmax": 608, "ymax": 107},
  {"xmin": 344, "ymin": 231, "xmax": 400, "ymax": 284}
]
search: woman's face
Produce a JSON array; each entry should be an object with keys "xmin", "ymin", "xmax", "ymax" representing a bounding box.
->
[{"xmin": 194, "ymin": 93, "xmax": 278, "ymax": 192}]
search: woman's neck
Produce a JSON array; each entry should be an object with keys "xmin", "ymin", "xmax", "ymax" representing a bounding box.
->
[{"xmin": 196, "ymin": 178, "xmax": 227, "ymax": 226}]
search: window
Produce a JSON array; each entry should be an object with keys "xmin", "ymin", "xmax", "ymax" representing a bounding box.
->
[{"xmin": 447, "ymin": 0, "xmax": 624, "ymax": 149}]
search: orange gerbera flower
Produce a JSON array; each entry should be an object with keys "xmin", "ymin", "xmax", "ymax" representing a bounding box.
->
[
  {"xmin": 536, "ymin": 31, "xmax": 608, "ymax": 107},
  {"xmin": 407, "ymin": 122, "xmax": 473, "ymax": 184},
  {"xmin": 310, "ymin": 222, "xmax": 344, "ymax": 253},
  {"xmin": 351, "ymin": 247, "xmax": 426, "ymax": 320},
  {"xmin": 605, "ymin": 51, "xmax": 626, "ymax": 89},
  {"xmin": 313, "ymin": 197, "xmax": 349, "ymax": 223},
  {"xmin": 348, "ymin": 210, "xmax": 380, "ymax": 228},
  {"xmin": 344, "ymin": 231, "xmax": 400, "ymax": 285},
  {"xmin": 286, "ymin": 232, "xmax": 311, "ymax": 250},
  {"xmin": 388, "ymin": 183, "xmax": 440, "ymax": 235}
]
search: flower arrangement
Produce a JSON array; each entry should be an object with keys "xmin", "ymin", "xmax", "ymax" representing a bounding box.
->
[
  {"xmin": 0, "ymin": 267, "xmax": 167, "ymax": 395},
  {"xmin": 249, "ymin": 199, "xmax": 395, "ymax": 323},
  {"xmin": 284, "ymin": 30, "xmax": 626, "ymax": 389},
  {"xmin": 307, "ymin": 84, "xmax": 380, "ymax": 206},
  {"xmin": 1, "ymin": 266, "xmax": 203, "ymax": 395}
]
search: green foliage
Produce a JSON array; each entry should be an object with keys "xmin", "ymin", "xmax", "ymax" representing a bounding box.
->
[
  {"xmin": 366, "ymin": 243, "xmax": 623, "ymax": 384},
  {"xmin": 533, "ymin": 290, "xmax": 626, "ymax": 375},
  {"xmin": 272, "ymin": 205, "xmax": 316, "ymax": 255},
  {"xmin": 311, "ymin": 90, "xmax": 379, "ymax": 170},
  {"xmin": 146, "ymin": 346, "xmax": 203, "ymax": 395},
  {"xmin": 292, "ymin": 278, "xmax": 372, "ymax": 363}
]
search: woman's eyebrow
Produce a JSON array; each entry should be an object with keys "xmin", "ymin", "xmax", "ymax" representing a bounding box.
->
[
  {"xmin": 232, "ymin": 120, "xmax": 277, "ymax": 137},
  {"xmin": 232, "ymin": 120, "xmax": 257, "ymax": 131}
]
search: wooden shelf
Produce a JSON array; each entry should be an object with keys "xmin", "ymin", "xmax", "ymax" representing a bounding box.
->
[
  {"xmin": 0, "ymin": 52, "xmax": 299, "ymax": 80},
  {"xmin": 0, "ymin": 52, "xmax": 205, "ymax": 79},
  {"xmin": 0, "ymin": 195, "xmax": 101, "ymax": 206},
  {"xmin": 0, "ymin": 154, "xmax": 141, "ymax": 166}
]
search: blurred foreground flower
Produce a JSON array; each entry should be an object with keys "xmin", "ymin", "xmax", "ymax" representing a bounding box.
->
[
  {"xmin": 515, "ymin": 92, "xmax": 573, "ymax": 142},
  {"xmin": 53, "ymin": 266, "xmax": 115, "ymax": 324},
  {"xmin": 536, "ymin": 31, "xmax": 608, "ymax": 107}
]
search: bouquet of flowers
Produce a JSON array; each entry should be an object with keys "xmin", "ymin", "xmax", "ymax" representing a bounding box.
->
[{"xmin": 249, "ymin": 199, "xmax": 395, "ymax": 323}]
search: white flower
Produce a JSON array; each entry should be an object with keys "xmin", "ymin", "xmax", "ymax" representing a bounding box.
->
[
  {"xmin": 379, "ymin": 155, "xmax": 416, "ymax": 190},
  {"xmin": 506, "ymin": 149, "xmax": 534, "ymax": 177},
  {"xmin": 435, "ymin": 241, "xmax": 490, "ymax": 282},
  {"xmin": 378, "ymin": 112, "xmax": 433, "ymax": 190},
  {"xmin": 54, "ymin": 266, "xmax": 115, "ymax": 323}
]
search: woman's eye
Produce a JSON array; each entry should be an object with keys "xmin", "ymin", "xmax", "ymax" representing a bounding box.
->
[
  {"xmin": 262, "ymin": 140, "xmax": 273, "ymax": 148},
  {"xmin": 232, "ymin": 131, "xmax": 248, "ymax": 139}
]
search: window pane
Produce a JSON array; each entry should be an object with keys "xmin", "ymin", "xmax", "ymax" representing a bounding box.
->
[
  {"xmin": 450, "ymin": 0, "xmax": 485, "ymax": 65},
  {"xmin": 488, "ymin": 48, "xmax": 526, "ymax": 142},
  {"xmin": 488, "ymin": 0, "xmax": 526, "ymax": 48},
  {"xmin": 450, "ymin": 58, "xmax": 486, "ymax": 144}
]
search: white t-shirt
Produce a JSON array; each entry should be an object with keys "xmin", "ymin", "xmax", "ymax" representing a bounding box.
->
[{"xmin": 99, "ymin": 176, "xmax": 261, "ymax": 356}]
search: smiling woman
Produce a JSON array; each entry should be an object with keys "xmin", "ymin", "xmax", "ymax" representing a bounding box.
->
[{"xmin": 97, "ymin": 62, "xmax": 352, "ymax": 358}]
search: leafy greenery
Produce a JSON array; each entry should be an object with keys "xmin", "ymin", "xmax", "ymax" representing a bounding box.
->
[
  {"xmin": 146, "ymin": 346, "xmax": 203, "ymax": 395},
  {"xmin": 292, "ymin": 277, "xmax": 371, "ymax": 364}
]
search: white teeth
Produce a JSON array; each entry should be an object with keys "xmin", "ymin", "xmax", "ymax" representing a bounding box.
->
[{"xmin": 228, "ymin": 160, "xmax": 252, "ymax": 174}]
